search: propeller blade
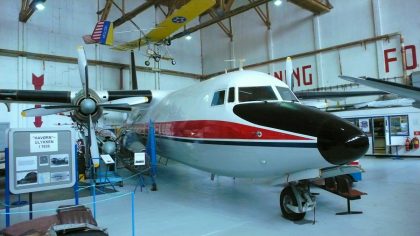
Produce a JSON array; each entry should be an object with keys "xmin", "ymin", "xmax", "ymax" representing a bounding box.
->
[
  {"xmin": 130, "ymin": 50, "xmax": 138, "ymax": 90},
  {"xmin": 101, "ymin": 106, "xmax": 132, "ymax": 112},
  {"xmin": 21, "ymin": 105, "xmax": 77, "ymax": 117},
  {"xmin": 77, "ymin": 46, "xmax": 89, "ymax": 98},
  {"xmin": 286, "ymin": 57, "xmax": 294, "ymax": 91},
  {"xmin": 98, "ymin": 97, "xmax": 148, "ymax": 107},
  {"xmin": 88, "ymin": 115, "xmax": 100, "ymax": 167}
]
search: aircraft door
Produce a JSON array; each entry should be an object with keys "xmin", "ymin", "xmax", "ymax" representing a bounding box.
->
[{"xmin": 372, "ymin": 117, "xmax": 386, "ymax": 155}]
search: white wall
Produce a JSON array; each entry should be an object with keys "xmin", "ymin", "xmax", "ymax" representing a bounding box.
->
[
  {"xmin": 0, "ymin": 0, "xmax": 201, "ymax": 128},
  {"xmin": 201, "ymin": 0, "xmax": 420, "ymax": 95}
]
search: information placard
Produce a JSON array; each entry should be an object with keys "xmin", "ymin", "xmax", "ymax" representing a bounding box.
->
[{"xmin": 8, "ymin": 128, "xmax": 75, "ymax": 194}]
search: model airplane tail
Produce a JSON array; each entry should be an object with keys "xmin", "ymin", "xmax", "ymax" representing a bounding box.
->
[{"xmin": 83, "ymin": 21, "xmax": 114, "ymax": 46}]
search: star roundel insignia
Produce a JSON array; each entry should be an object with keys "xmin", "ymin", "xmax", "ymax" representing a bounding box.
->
[{"xmin": 172, "ymin": 16, "xmax": 187, "ymax": 23}]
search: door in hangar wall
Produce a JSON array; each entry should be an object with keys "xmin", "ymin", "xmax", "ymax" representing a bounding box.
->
[{"xmin": 372, "ymin": 117, "xmax": 388, "ymax": 155}]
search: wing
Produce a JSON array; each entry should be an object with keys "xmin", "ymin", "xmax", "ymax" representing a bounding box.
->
[
  {"xmin": 340, "ymin": 76, "xmax": 420, "ymax": 101},
  {"xmin": 113, "ymin": 0, "xmax": 216, "ymax": 51}
]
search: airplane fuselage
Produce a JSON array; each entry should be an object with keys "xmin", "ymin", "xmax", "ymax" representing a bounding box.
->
[{"xmin": 127, "ymin": 71, "xmax": 368, "ymax": 178}]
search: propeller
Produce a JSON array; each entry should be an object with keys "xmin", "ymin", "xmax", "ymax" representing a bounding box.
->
[
  {"xmin": 130, "ymin": 50, "xmax": 138, "ymax": 90},
  {"xmin": 286, "ymin": 56, "xmax": 294, "ymax": 91},
  {"xmin": 18, "ymin": 46, "xmax": 150, "ymax": 169}
]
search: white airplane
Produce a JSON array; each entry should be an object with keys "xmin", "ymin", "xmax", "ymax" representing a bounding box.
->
[{"xmin": 0, "ymin": 47, "xmax": 369, "ymax": 221}]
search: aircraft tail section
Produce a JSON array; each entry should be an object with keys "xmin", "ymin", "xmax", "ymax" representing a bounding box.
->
[{"xmin": 83, "ymin": 21, "xmax": 114, "ymax": 46}]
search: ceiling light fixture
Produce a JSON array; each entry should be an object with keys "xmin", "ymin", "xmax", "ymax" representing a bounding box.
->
[
  {"xmin": 185, "ymin": 35, "xmax": 192, "ymax": 40},
  {"xmin": 274, "ymin": 0, "xmax": 282, "ymax": 6},
  {"xmin": 35, "ymin": 0, "xmax": 46, "ymax": 11}
]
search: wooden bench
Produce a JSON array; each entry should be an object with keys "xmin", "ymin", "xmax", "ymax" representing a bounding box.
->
[{"xmin": 323, "ymin": 175, "xmax": 367, "ymax": 215}]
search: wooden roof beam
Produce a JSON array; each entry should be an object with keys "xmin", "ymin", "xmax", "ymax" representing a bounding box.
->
[
  {"xmin": 170, "ymin": 0, "xmax": 271, "ymax": 41},
  {"xmin": 209, "ymin": 10, "xmax": 233, "ymax": 40},
  {"xmin": 113, "ymin": 0, "xmax": 165, "ymax": 28},
  {"xmin": 249, "ymin": 0, "xmax": 270, "ymax": 29},
  {"xmin": 99, "ymin": 0, "xmax": 113, "ymax": 21},
  {"xmin": 288, "ymin": 0, "xmax": 333, "ymax": 14}
]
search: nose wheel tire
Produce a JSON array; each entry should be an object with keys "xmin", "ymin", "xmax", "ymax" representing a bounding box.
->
[{"xmin": 280, "ymin": 186, "xmax": 306, "ymax": 221}]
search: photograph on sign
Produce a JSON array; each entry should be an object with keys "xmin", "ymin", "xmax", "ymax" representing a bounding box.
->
[
  {"xmin": 134, "ymin": 152, "xmax": 146, "ymax": 166},
  {"xmin": 38, "ymin": 172, "xmax": 51, "ymax": 184},
  {"xmin": 39, "ymin": 155, "xmax": 49, "ymax": 166},
  {"xmin": 50, "ymin": 154, "xmax": 69, "ymax": 167},
  {"xmin": 100, "ymin": 154, "xmax": 115, "ymax": 164},
  {"xmin": 51, "ymin": 171, "xmax": 70, "ymax": 182},
  {"xmin": 16, "ymin": 171, "xmax": 38, "ymax": 185},
  {"xmin": 16, "ymin": 156, "xmax": 37, "ymax": 172},
  {"xmin": 30, "ymin": 132, "xmax": 58, "ymax": 153}
]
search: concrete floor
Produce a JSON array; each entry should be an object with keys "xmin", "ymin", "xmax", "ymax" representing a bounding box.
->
[{"xmin": 2, "ymin": 156, "xmax": 420, "ymax": 235}]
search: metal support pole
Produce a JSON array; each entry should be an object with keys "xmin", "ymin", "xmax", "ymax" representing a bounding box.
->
[
  {"xmin": 29, "ymin": 192, "xmax": 33, "ymax": 220},
  {"xmin": 5, "ymin": 148, "xmax": 10, "ymax": 227},
  {"xmin": 92, "ymin": 184, "xmax": 96, "ymax": 220},
  {"xmin": 74, "ymin": 145, "xmax": 79, "ymax": 205},
  {"xmin": 131, "ymin": 192, "xmax": 135, "ymax": 236}
]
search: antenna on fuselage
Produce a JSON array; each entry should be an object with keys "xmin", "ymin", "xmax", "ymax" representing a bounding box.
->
[
  {"xmin": 224, "ymin": 59, "xmax": 236, "ymax": 73},
  {"xmin": 239, "ymin": 59, "xmax": 245, "ymax": 71}
]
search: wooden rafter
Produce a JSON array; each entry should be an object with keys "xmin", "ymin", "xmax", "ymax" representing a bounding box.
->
[
  {"xmin": 249, "ymin": 0, "xmax": 270, "ymax": 29},
  {"xmin": 99, "ymin": 0, "xmax": 113, "ymax": 21},
  {"xmin": 19, "ymin": 0, "xmax": 43, "ymax": 23},
  {"xmin": 170, "ymin": 0, "xmax": 271, "ymax": 41},
  {"xmin": 288, "ymin": 0, "xmax": 333, "ymax": 14},
  {"xmin": 209, "ymin": 9, "xmax": 232, "ymax": 40},
  {"xmin": 113, "ymin": 0, "xmax": 165, "ymax": 28},
  {"xmin": 157, "ymin": 4, "xmax": 168, "ymax": 17}
]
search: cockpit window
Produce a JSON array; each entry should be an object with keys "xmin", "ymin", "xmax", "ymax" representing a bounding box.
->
[
  {"xmin": 211, "ymin": 90, "xmax": 226, "ymax": 106},
  {"xmin": 276, "ymin": 86, "xmax": 299, "ymax": 102},
  {"xmin": 238, "ymin": 86, "xmax": 277, "ymax": 102},
  {"xmin": 228, "ymin": 87, "xmax": 235, "ymax": 103}
]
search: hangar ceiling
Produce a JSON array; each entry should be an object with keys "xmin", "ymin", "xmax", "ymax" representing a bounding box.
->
[
  {"xmin": 15, "ymin": 0, "xmax": 334, "ymax": 80},
  {"xmin": 19, "ymin": 0, "xmax": 333, "ymax": 37}
]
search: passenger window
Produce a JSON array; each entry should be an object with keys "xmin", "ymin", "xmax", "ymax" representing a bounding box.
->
[
  {"xmin": 211, "ymin": 90, "xmax": 226, "ymax": 106},
  {"xmin": 228, "ymin": 87, "xmax": 235, "ymax": 103}
]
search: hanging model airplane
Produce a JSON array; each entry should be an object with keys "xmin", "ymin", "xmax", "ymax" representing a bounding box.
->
[
  {"xmin": 0, "ymin": 47, "xmax": 369, "ymax": 221},
  {"xmin": 83, "ymin": 0, "xmax": 215, "ymax": 66}
]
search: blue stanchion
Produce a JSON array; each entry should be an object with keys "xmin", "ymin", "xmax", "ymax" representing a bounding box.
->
[
  {"xmin": 5, "ymin": 148, "xmax": 10, "ymax": 227},
  {"xmin": 131, "ymin": 192, "xmax": 135, "ymax": 236},
  {"xmin": 147, "ymin": 119, "xmax": 157, "ymax": 176},
  {"xmin": 74, "ymin": 145, "xmax": 79, "ymax": 205},
  {"xmin": 92, "ymin": 184, "xmax": 96, "ymax": 220}
]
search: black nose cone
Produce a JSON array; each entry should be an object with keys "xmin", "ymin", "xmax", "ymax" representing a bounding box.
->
[
  {"xmin": 232, "ymin": 101, "xmax": 369, "ymax": 165},
  {"xmin": 317, "ymin": 119, "xmax": 369, "ymax": 165}
]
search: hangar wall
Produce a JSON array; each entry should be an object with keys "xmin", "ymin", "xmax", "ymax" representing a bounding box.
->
[
  {"xmin": 0, "ymin": 0, "xmax": 200, "ymax": 128},
  {"xmin": 201, "ymin": 0, "xmax": 420, "ymax": 93}
]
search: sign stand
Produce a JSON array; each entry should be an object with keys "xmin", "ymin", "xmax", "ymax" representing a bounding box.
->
[{"xmin": 4, "ymin": 129, "xmax": 79, "ymax": 228}]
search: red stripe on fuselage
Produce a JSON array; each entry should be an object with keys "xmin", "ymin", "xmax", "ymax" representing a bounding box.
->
[{"xmin": 132, "ymin": 120, "xmax": 313, "ymax": 140}]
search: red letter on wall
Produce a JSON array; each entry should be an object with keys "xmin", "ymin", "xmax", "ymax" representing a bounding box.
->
[
  {"xmin": 405, "ymin": 45, "xmax": 417, "ymax": 70},
  {"xmin": 293, "ymin": 68, "xmax": 300, "ymax": 87},
  {"xmin": 384, "ymin": 48, "xmax": 397, "ymax": 73},
  {"xmin": 302, "ymin": 65, "xmax": 313, "ymax": 86},
  {"xmin": 274, "ymin": 71, "xmax": 283, "ymax": 81}
]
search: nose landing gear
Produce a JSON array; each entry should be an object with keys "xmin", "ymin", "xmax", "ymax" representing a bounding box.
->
[{"xmin": 280, "ymin": 182, "xmax": 316, "ymax": 221}]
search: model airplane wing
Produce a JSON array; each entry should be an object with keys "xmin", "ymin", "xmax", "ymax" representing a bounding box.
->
[
  {"xmin": 112, "ymin": 0, "xmax": 216, "ymax": 51},
  {"xmin": 340, "ymin": 76, "xmax": 420, "ymax": 102}
]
